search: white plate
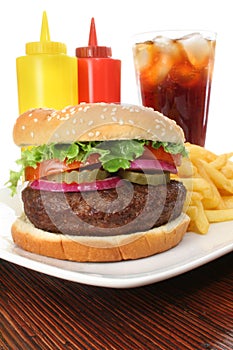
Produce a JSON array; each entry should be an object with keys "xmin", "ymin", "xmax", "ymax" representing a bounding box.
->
[{"xmin": 0, "ymin": 187, "xmax": 233, "ymax": 289}]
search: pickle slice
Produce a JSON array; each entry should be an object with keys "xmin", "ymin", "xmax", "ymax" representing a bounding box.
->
[
  {"xmin": 46, "ymin": 169, "xmax": 109, "ymax": 184},
  {"xmin": 118, "ymin": 170, "xmax": 170, "ymax": 186}
]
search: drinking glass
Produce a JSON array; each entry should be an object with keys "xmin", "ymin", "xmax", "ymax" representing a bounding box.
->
[{"xmin": 133, "ymin": 30, "xmax": 216, "ymax": 146}]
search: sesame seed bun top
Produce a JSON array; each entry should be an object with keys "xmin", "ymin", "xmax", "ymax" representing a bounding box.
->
[{"xmin": 13, "ymin": 103, "xmax": 185, "ymax": 146}]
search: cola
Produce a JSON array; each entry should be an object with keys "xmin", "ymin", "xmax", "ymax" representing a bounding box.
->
[{"xmin": 133, "ymin": 32, "xmax": 216, "ymax": 146}]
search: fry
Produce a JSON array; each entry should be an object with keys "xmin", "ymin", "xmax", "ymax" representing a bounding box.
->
[
  {"xmin": 186, "ymin": 205, "xmax": 198, "ymax": 220},
  {"xmin": 183, "ymin": 192, "xmax": 202, "ymax": 212},
  {"xmin": 222, "ymin": 196, "xmax": 233, "ymax": 209},
  {"xmin": 209, "ymin": 153, "xmax": 233, "ymax": 170},
  {"xmin": 177, "ymin": 177, "xmax": 212, "ymax": 196},
  {"xmin": 190, "ymin": 191, "xmax": 203, "ymax": 201},
  {"xmin": 194, "ymin": 159, "xmax": 224, "ymax": 209},
  {"xmin": 176, "ymin": 143, "xmax": 233, "ymax": 235},
  {"xmin": 192, "ymin": 201, "xmax": 210, "ymax": 234},
  {"xmin": 201, "ymin": 160, "xmax": 233, "ymax": 194},
  {"xmin": 221, "ymin": 162, "xmax": 233, "ymax": 179},
  {"xmin": 205, "ymin": 209, "xmax": 233, "ymax": 222}
]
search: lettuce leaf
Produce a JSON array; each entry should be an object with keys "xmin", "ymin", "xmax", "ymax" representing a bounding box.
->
[
  {"xmin": 150, "ymin": 141, "xmax": 188, "ymax": 156},
  {"xmin": 87, "ymin": 140, "xmax": 146, "ymax": 172},
  {"xmin": 7, "ymin": 140, "xmax": 187, "ymax": 195}
]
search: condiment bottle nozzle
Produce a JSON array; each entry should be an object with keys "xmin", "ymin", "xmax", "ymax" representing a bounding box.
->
[
  {"xmin": 40, "ymin": 11, "xmax": 50, "ymax": 42},
  {"xmin": 88, "ymin": 17, "xmax": 97, "ymax": 46}
]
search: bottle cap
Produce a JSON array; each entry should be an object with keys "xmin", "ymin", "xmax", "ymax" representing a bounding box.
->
[
  {"xmin": 26, "ymin": 11, "xmax": 67, "ymax": 55},
  {"xmin": 76, "ymin": 18, "xmax": 112, "ymax": 58}
]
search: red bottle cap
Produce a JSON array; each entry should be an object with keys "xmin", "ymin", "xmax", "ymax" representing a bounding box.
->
[{"xmin": 76, "ymin": 18, "xmax": 112, "ymax": 58}]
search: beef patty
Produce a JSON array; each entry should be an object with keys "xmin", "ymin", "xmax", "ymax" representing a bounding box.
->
[{"xmin": 22, "ymin": 180, "xmax": 186, "ymax": 236}]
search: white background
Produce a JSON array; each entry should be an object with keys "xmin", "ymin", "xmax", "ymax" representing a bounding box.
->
[{"xmin": 0, "ymin": 0, "xmax": 232, "ymax": 188}]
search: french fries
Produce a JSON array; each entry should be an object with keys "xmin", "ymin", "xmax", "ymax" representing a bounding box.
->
[{"xmin": 173, "ymin": 143, "xmax": 233, "ymax": 234}]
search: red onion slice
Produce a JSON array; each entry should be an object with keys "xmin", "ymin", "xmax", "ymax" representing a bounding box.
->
[
  {"xmin": 130, "ymin": 159, "xmax": 177, "ymax": 174},
  {"xmin": 29, "ymin": 176, "xmax": 124, "ymax": 192}
]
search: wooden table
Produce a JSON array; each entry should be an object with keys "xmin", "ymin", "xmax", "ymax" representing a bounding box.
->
[{"xmin": 0, "ymin": 252, "xmax": 232, "ymax": 350}]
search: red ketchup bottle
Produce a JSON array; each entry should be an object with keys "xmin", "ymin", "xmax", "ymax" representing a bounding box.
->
[{"xmin": 76, "ymin": 18, "xmax": 121, "ymax": 103}]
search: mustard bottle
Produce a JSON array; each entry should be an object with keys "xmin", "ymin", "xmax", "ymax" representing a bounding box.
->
[{"xmin": 16, "ymin": 11, "xmax": 78, "ymax": 114}]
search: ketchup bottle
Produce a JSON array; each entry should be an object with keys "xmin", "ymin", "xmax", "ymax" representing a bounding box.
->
[
  {"xmin": 76, "ymin": 18, "xmax": 121, "ymax": 103},
  {"xmin": 16, "ymin": 11, "xmax": 78, "ymax": 114}
]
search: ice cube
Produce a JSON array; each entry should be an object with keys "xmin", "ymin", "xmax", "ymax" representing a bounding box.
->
[
  {"xmin": 179, "ymin": 33, "xmax": 211, "ymax": 68},
  {"xmin": 153, "ymin": 35, "xmax": 181, "ymax": 60},
  {"xmin": 133, "ymin": 42, "xmax": 153, "ymax": 70},
  {"xmin": 153, "ymin": 35, "xmax": 173, "ymax": 49},
  {"xmin": 154, "ymin": 56, "xmax": 173, "ymax": 84},
  {"xmin": 142, "ymin": 52, "xmax": 174, "ymax": 86}
]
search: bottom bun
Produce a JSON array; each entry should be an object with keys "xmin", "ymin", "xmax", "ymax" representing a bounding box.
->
[{"xmin": 11, "ymin": 213, "xmax": 190, "ymax": 262}]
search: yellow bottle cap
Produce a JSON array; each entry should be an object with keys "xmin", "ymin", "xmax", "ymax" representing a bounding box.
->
[{"xmin": 26, "ymin": 11, "xmax": 67, "ymax": 55}]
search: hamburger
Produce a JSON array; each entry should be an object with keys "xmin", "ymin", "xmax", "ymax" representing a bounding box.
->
[{"xmin": 9, "ymin": 103, "xmax": 190, "ymax": 262}]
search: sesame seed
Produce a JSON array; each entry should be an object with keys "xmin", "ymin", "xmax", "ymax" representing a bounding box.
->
[
  {"xmin": 88, "ymin": 120, "xmax": 94, "ymax": 126},
  {"xmin": 80, "ymin": 118, "xmax": 83, "ymax": 123},
  {"xmin": 100, "ymin": 114, "xmax": 105, "ymax": 119},
  {"xmin": 72, "ymin": 129, "xmax": 76, "ymax": 135},
  {"xmin": 28, "ymin": 113, "xmax": 33, "ymax": 117},
  {"xmin": 47, "ymin": 116, "xmax": 52, "ymax": 122},
  {"xmin": 21, "ymin": 125, "xmax": 26, "ymax": 130},
  {"xmin": 95, "ymin": 131, "xmax": 100, "ymax": 137},
  {"xmin": 128, "ymin": 120, "xmax": 134, "ymax": 124},
  {"xmin": 69, "ymin": 107, "xmax": 76, "ymax": 113},
  {"xmin": 73, "ymin": 118, "xmax": 77, "ymax": 124},
  {"xmin": 119, "ymin": 119, "xmax": 124, "ymax": 125},
  {"xmin": 156, "ymin": 125, "xmax": 160, "ymax": 129},
  {"xmin": 112, "ymin": 116, "xmax": 117, "ymax": 122},
  {"xmin": 88, "ymin": 132, "xmax": 94, "ymax": 137},
  {"xmin": 34, "ymin": 118, "xmax": 38, "ymax": 122},
  {"xmin": 103, "ymin": 108, "xmax": 108, "ymax": 112},
  {"xmin": 30, "ymin": 131, "xmax": 34, "ymax": 138},
  {"xmin": 161, "ymin": 129, "xmax": 166, "ymax": 136}
]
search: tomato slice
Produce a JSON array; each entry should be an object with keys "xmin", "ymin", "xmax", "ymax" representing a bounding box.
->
[
  {"xmin": 142, "ymin": 145, "xmax": 182, "ymax": 167},
  {"xmin": 25, "ymin": 153, "xmax": 101, "ymax": 181},
  {"xmin": 25, "ymin": 159, "xmax": 82, "ymax": 181}
]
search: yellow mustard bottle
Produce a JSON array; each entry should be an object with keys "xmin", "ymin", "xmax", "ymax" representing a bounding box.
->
[{"xmin": 16, "ymin": 11, "xmax": 78, "ymax": 114}]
